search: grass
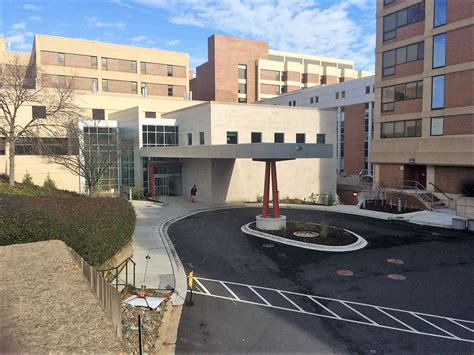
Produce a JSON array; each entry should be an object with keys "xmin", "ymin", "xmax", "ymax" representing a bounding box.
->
[{"xmin": 0, "ymin": 178, "xmax": 136, "ymax": 266}]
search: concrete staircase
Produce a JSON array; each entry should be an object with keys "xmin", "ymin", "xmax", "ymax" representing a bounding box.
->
[{"xmin": 417, "ymin": 191, "xmax": 448, "ymax": 210}]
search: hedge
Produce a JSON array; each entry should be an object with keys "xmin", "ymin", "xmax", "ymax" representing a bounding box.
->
[{"xmin": 0, "ymin": 195, "xmax": 136, "ymax": 266}]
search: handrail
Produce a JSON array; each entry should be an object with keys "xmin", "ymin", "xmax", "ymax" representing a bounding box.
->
[
  {"xmin": 97, "ymin": 256, "xmax": 136, "ymax": 273},
  {"xmin": 429, "ymin": 182, "xmax": 454, "ymax": 201},
  {"xmin": 97, "ymin": 257, "xmax": 136, "ymax": 289}
]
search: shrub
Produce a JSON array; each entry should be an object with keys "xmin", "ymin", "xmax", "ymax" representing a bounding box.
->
[
  {"xmin": 22, "ymin": 171, "xmax": 34, "ymax": 186},
  {"xmin": 461, "ymin": 179, "xmax": 474, "ymax": 197},
  {"xmin": 132, "ymin": 186, "xmax": 144, "ymax": 200},
  {"xmin": 307, "ymin": 193, "xmax": 318, "ymax": 204},
  {"xmin": 256, "ymin": 194, "xmax": 263, "ymax": 203},
  {"xmin": 0, "ymin": 195, "xmax": 136, "ymax": 266},
  {"xmin": 327, "ymin": 192, "xmax": 334, "ymax": 206},
  {"xmin": 43, "ymin": 174, "xmax": 57, "ymax": 190}
]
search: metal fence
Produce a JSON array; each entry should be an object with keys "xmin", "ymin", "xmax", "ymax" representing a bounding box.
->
[{"xmin": 69, "ymin": 249, "xmax": 122, "ymax": 339}]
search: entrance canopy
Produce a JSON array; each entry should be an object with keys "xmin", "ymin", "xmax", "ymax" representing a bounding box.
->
[{"xmin": 141, "ymin": 143, "xmax": 332, "ymax": 160}]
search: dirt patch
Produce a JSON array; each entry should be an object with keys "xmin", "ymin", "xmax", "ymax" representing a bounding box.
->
[
  {"xmin": 362, "ymin": 199, "xmax": 420, "ymax": 214},
  {"xmin": 249, "ymin": 221, "xmax": 358, "ymax": 246}
]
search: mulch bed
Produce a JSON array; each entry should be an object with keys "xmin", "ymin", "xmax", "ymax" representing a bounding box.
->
[
  {"xmin": 249, "ymin": 221, "xmax": 357, "ymax": 246},
  {"xmin": 362, "ymin": 200, "xmax": 420, "ymax": 214}
]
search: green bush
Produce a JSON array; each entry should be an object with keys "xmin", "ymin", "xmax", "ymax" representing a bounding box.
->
[
  {"xmin": 43, "ymin": 174, "xmax": 57, "ymax": 190},
  {"xmin": 0, "ymin": 194, "xmax": 136, "ymax": 266},
  {"xmin": 132, "ymin": 186, "xmax": 144, "ymax": 200},
  {"xmin": 461, "ymin": 179, "xmax": 474, "ymax": 197},
  {"xmin": 22, "ymin": 171, "xmax": 34, "ymax": 186}
]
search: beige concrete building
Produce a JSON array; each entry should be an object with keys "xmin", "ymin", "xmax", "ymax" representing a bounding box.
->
[
  {"xmin": 190, "ymin": 34, "xmax": 372, "ymax": 103},
  {"xmin": 372, "ymin": 0, "xmax": 473, "ymax": 199}
]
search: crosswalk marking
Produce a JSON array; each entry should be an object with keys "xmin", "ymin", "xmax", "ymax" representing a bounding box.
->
[{"xmin": 190, "ymin": 276, "xmax": 474, "ymax": 344}]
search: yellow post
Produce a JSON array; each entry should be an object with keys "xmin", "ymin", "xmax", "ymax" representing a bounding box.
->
[{"xmin": 187, "ymin": 271, "xmax": 194, "ymax": 306}]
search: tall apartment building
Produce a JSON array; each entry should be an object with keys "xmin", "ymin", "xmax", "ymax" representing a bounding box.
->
[
  {"xmin": 372, "ymin": 0, "xmax": 473, "ymax": 196},
  {"xmin": 190, "ymin": 34, "xmax": 372, "ymax": 103},
  {"xmin": 259, "ymin": 76, "xmax": 375, "ymax": 175}
]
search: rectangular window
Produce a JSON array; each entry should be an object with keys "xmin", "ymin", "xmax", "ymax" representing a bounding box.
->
[
  {"xmin": 292, "ymin": 100, "xmax": 296, "ymax": 106},
  {"xmin": 335, "ymin": 92, "xmax": 339, "ymax": 99},
  {"xmin": 315, "ymin": 96, "xmax": 319, "ymax": 103},
  {"xmin": 102, "ymin": 79, "xmax": 108, "ymax": 92},
  {"xmin": 381, "ymin": 119, "xmax": 422, "ymax": 138},
  {"xmin": 32, "ymin": 106, "xmax": 46, "ymax": 119},
  {"xmin": 434, "ymin": 0, "xmax": 447, "ymax": 27},
  {"xmin": 274, "ymin": 133, "xmax": 284, "ymax": 143},
  {"xmin": 238, "ymin": 83, "xmax": 247, "ymax": 94},
  {"xmin": 296, "ymin": 133, "xmax": 305, "ymax": 144},
  {"xmin": 382, "ymin": 80, "xmax": 423, "ymax": 111},
  {"xmin": 238, "ymin": 97, "xmax": 247, "ymax": 103},
  {"xmin": 383, "ymin": 3, "xmax": 425, "ymax": 41},
  {"xmin": 383, "ymin": 41, "xmax": 424, "ymax": 76},
  {"xmin": 227, "ymin": 131, "xmax": 238, "ymax": 144},
  {"xmin": 432, "ymin": 75, "xmax": 445, "ymax": 109},
  {"xmin": 187, "ymin": 133, "xmax": 193, "ymax": 145},
  {"xmin": 316, "ymin": 134, "xmax": 326, "ymax": 144},
  {"xmin": 310, "ymin": 97, "xmax": 314, "ymax": 104},
  {"xmin": 168, "ymin": 85, "xmax": 173, "ymax": 96},
  {"xmin": 131, "ymin": 61, "xmax": 137, "ymax": 73},
  {"xmin": 58, "ymin": 75, "xmax": 66, "ymax": 88},
  {"xmin": 92, "ymin": 109, "xmax": 105, "ymax": 120},
  {"xmin": 141, "ymin": 62, "xmax": 146, "ymax": 74},
  {"xmin": 92, "ymin": 78, "xmax": 98, "ymax": 93},
  {"xmin": 101, "ymin": 57, "xmax": 107, "ymax": 70},
  {"xmin": 91, "ymin": 56, "xmax": 97, "ymax": 69},
  {"xmin": 341, "ymin": 91, "xmax": 345, "ymax": 98},
  {"xmin": 167, "ymin": 65, "xmax": 173, "ymax": 77},
  {"xmin": 199, "ymin": 131, "xmax": 205, "ymax": 145},
  {"xmin": 366, "ymin": 86, "xmax": 371, "ymax": 94},
  {"xmin": 238, "ymin": 65, "xmax": 247, "ymax": 79},
  {"xmin": 396, "ymin": 46, "xmax": 407, "ymax": 64},
  {"xmin": 131, "ymin": 82, "xmax": 137, "ymax": 94},
  {"xmin": 432, "ymin": 33, "xmax": 446, "ymax": 68},
  {"xmin": 251, "ymin": 132, "xmax": 262, "ymax": 143},
  {"xmin": 145, "ymin": 111, "xmax": 156, "ymax": 118},
  {"xmin": 431, "ymin": 117, "xmax": 444, "ymax": 136},
  {"xmin": 58, "ymin": 53, "xmax": 65, "ymax": 66}
]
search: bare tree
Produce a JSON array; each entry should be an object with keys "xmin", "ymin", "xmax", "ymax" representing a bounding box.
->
[
  {"xmin": 41, "ymin": 117, "xmax": 120, "ymax": 196},
  {"xmin": 0, "ymin": 56, "xmax": 79, "ymax": 185}
]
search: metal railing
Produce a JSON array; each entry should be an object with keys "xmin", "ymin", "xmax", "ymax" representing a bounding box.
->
[
  {"xmin": 98, "ymin": 257, "xmax": 136, "ymax": 289},
  {"xmin": 429, "ymin": 182, "xmax": 454, "ymax": 201}
]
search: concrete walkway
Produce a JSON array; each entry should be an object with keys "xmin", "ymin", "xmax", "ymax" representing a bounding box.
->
[{"xmin": 128, "ymin": 197, "xmax": 467, "ymax": 305}]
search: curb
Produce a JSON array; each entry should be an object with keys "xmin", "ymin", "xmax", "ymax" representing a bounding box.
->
[{"xmin": 241, "ymin": 222, "xmax": 367, "ymax": 252}]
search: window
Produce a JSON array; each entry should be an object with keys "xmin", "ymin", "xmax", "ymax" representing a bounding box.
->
[
  {"xmin": 310, "ymin": 97, "xmax": 314, "ymax": 104},
  {"xmin": 274, "ymin": 133, "xmax": 284, "ymax": 143},
  {"xmin": 102, "ymin": 79, "xmax": 108, "ymax": 92},
  {"xmin": 141, "ymin": 62, "xmax": 146, "ymax": 74},
  {"xmin": 187, "ymin": 133, "xmax": 193, "ymax": 145},
  {"xmin": 432, "ymin": 33, "xmax": 446, "ymax": 68},
  {"xmin": 58, "ymin": 75, "xmax": 66, "ymax": 88},
  {"xmin": 101, "ymin": 57, "xmax": 107, "ymax": 70},
  {"xmin": 292, "ymin": 100, "xmax": 296, "ymax": 106},
  {"xmin": 434, "ymin": 0, "xmax": 447, "ymax": 27},
  {"xmin": 384, "ymin": 0, "xmax": 395, "ymax": 5},
  {"xmin": 92, "ymin": 109, "xmax": 105, "ymax": 120},
  {"xmin": 238, "ymin": 65, "xmax": 247, "ymax": 79},
  {"xmin": 251, "ymin": 132, "xmax": 262, "ymax": 143},
  {"xmin": 382, "ymin": 80, "xmax": 423, "ymax": 111},
  {"xmin": 383, "ymin": 3, "xmax": 425, "ymax": 41},
  {"xmin": 381, "ymin": 119, "xmax": 422, "ymax": 138},
  {"xmin": 341, "ymin": 91, "xmax": 345, "ymax": 98},
  {"xmin": 199, "ymin": 131, "xmax": 205, "ymax": 145},
  {"xmin": 288, "ymin": 101, "xmax": 292, "ymax": 106},
  {"xmin": 315, "ymin": 96, "xmax": 319, "ymax": 103},
  {"xmin": 145, "ymin": 111, "xmax": 156, "ymax": 118},
  {"xmin": 431, "ymin": 117, "xmax": 444, "ymax": 136},
  {"xmin": 316, "ymin": 134, "xmax": 326, "ymax": 144},
  {"xmin": 0, "ymin": 137, "xmax": 5, "ymax": 155},
  {"xmin": 141, "ymin": 83, "xmax": 147, "ymax": 97},
  {"xmin": 167, "ymin": 65, "xmax": 173, "ymax": 77},
  {"xmin": 227, "ymin": 131, "xmax": 238, "ymax": 144},
  {"xmin": 432, "ymin": 75, "xmax": 445, "ymax": 109},
  {"xmin": 32, "ymin": 106, "xmax": 46, "ymax": 119},
  {"xmin": 238, "ymin": 83, "xmax": 246, "ymax": 94},
  {"xmin": 335, "ymin": 92, "xmax": 339, "ymax": 99},
  {"xmin": 168, "ymin": 85, "xmax": 173, "ymax": 96},
  {"xmin": 296, "ymin": 133, "xmax": 305, "ymax": 144},
  {"xmin": 238, "ymin": 97, "xmax": 247, "ymax": 103},
  {"xmin": 91, "ymin": 56, "xmax": 97, "ymax": 69},
  {"xmin": 131, "ymin": 82, "xmax": 137, "ymax": 94},
  {"xmin": 92, "ymin": 78, "xmax": 98, "ymax": 94},
  {"xmin": 382, "ymin": 42, "xmax": 424, "ymax": 76},
  {"xmin": 366, "ymin": 86, "xmax": 371, "ymax": 94},
  {"xmin": 58, "ymin": 53, "xmax": 65, "ymax": 66},
  {"xmin": 131, "ymin": 61, "xmax": 137, "ymax": 73}
]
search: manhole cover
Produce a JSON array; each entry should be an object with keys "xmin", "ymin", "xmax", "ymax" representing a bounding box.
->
[
  {"xmin": 387, "ymin": 258, "xmax": 404, "ymax": 265},
  {"xmin": 336, "ymin": 269, "xmax": 354, "ymax": 276},
  {"xmin": 387, "ymin": 274, "xmax": 406, "ymax": 281},
  {"xmin": 293, "ymin": 231, "xmax": 319, "ymax": 238},
  {"xmin": 262, "ymin": 243, "xmax": 274, "ymax": 248}
]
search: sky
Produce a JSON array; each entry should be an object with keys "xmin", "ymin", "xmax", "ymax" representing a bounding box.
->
[{"xmin": 0, "ymin": 0, "xmax": 376, "ymax": 73}]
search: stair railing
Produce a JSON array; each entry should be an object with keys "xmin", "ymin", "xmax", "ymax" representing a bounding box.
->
[
  {"xmin": 429, "ymin": 182, "xmax": 455, "ymax": 209},
  {"xmin": 98, "ymin": 257, "xmax": 136, "ymax": 289}
]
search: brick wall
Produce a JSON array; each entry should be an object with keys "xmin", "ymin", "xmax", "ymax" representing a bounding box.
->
[
  {"xmin": 378, "ymin": 164, "xmax": 404, "ymax": 186},
  {"xmin": 107, "ymin": 79, "xmax": 134, "ymax": 94},
  {"xmin": 41, "ymin": 51, "xmax": 58, "ymax": 65},
  {"xmin": 65, "ymin": 53, "xmax": 93, "ymax": 69},
  {"xmin": 106, "ymin": 58, "xmax": 135, "ymax": 73},
  {"xmin": 435, "ymin": 166, "xmax": 474, "ymax": 194},
  {"xmin": 381, "ymin": 98, "xmax": 423, "ymax": 116},
  {"xmin": 286, "ymin": 85, "xmax": 300, "ymax": 92},
  {"xmin": 147, "ymin": 83, "xmax": 168, "ymax": 96},
  {"xmin": 261, "ymin": 84, "xmax": 279, "ymax": 95},
  {"xmin": 445, "ymin": 70, "xmax": 474, "ymax": 108},
  {"xmin": 192, "ymin": 62, "xmax": 215, "ymax": 100},
  {"xmin": 444, "ymin": 114, "xmax": 474, "ymax": 135},
  {"xmin": 173, "ymin": 85, "xmax": 186, "ymax": 97},
  {"xmin": 285, "ymin": 71, "xmax": 300, "ymax": 81},
  {"xmin": 324, "ymin": 75, "xmax": 338, "ymax": 85},
  {"xmin": 145, "ymin": 62, "xmax": 167, "ymax": 76},
  {"xmin": 448, "ymin": 0, "xmax": 473, "ymax": 22},
  {"xmin": 344, "ymin": 103, "xmax": 366, "ymax": 175},
  {"xmin": 384, "ymin": 21, "xmax": 424, "ymax": 45},
  {"xmin": 173, "ymin": 66, "xmax": 186, "ymax": 78},
  {"xmin": 304, "ymin": 73, "xmax": 319, "ymax": 84},
  {"xmin": 261, "ymin": 69, "xmax": 279, "ymax": 81},
  {"xmin": 384, "ymin": 60, "xmax": 423, "ymax": 81},
  {"xmin": 446, "ymin": 26, "xmax": 474, "ymax": 66}
]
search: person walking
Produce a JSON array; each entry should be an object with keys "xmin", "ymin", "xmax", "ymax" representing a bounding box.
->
[{"xmin": 190, "ymin": 185, "xmax": 197, "ymax": 202}]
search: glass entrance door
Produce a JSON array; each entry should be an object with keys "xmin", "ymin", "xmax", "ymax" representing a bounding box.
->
[{"xmin": 155, "ymin": 176, "xmax": 169, "ymax": 197}]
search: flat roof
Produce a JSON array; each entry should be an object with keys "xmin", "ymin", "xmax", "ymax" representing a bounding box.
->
[{"xmin": 141, "ymin": 143, "xmax": 333, "ymax": 160}]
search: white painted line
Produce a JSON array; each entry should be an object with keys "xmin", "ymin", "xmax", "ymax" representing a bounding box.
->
[
  {"xmin": 340, "ymin": 301, "xmax": 379, "ymax": 325},
  {"xmin": 411, "ymin": 313, "xmax": 460, "ymax": 339},
  {"xmin": 190, "ymin": 290, "xmax": 474, "ymax": 343},
  {"xmin": 248, "ymin": 286, "xmax": 272, "ymax": 306},
  {"xmin": 219, "ymin": 281, "xmax": 241, "ymax": 301},
  {"xmin": 193, "ymin": 278, "xmax": 211, "ymax": 295},
  {"xmin": 375, "ymin": 307, "xmax": 419, "ymax": 332},
  {"xmin": 448, "ymin": 319, "xmax": 474, "ymax": 333},
  {"xmin": 308, "ymin": 296, "xmax": 342, "ymax": 319},
  {"xmin": 277, "ymin": 291, "xmax": 304, "ymax": 312}
]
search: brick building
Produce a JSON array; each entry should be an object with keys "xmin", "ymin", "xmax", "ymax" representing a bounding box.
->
[{"xmin": 371, "ymin": 0, "xmax": 473, "ymax": 196}]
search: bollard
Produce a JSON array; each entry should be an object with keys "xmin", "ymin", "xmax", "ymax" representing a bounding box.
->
[
  {"xmin": 187, "ymin": 271, "xmax": 194, "ymax": 306},
  {"xmin": 129, "ymin": 188, "xmax": 133, "ymax": 200},
  {"xmin": 397, "ymin": 198, "xmax": 402, "ymax": 213}
]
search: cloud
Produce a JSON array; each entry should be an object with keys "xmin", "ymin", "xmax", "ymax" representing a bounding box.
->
[
  {"xmin": 163, "ymin": 39, "xmax": 180, "ymax": 47},
  {"xmin": 23, "ymin": 3, "xmax": 42, "ymax": 11},
  {"xmin": 29, "ymin": 16, "xmax": 43, "ymax": 21},
  {"xmin": 129, "ymin": 36, "xmax": 179, "ymax": 48},
  {"xmin": 131, "ymin": 35, "xmax": 148, "ymax": 42},
  {"xmin": 5, "ymin": 32, "xmax": 34, "ymax": 51},
  {"xmin": 84, "ymin": 16, "xmax": 125, "ymax": 30},
  {"xmin": 134, "ymin": 0, "xmax": 375, "ymax": 71},
  {"xmin": 110, "ymin": 0, "xmax": 150, "ymax": 13},
  {"xmin": 12, "ymin": 22, "xmax": 27, "ymax": 30}
]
